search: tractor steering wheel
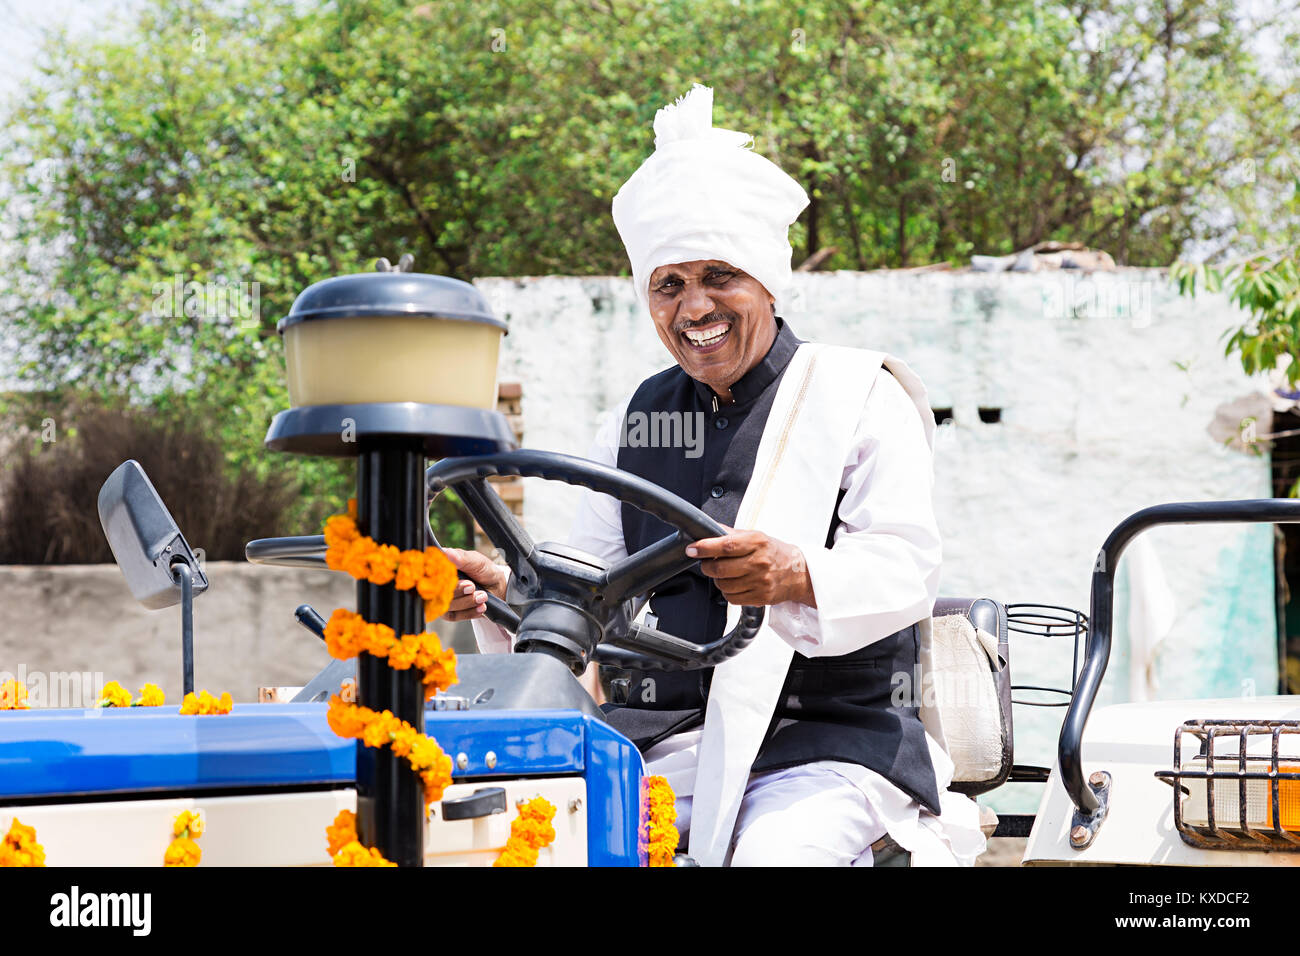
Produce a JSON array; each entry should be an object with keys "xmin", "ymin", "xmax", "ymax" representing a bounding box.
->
[{"xmin": 425, "ymin": 449, "xmax": 764, "ymax": 674}]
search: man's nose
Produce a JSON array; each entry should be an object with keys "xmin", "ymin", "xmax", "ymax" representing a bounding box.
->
[{"xmin": 678, "ymin": 280, "xmax": 716, "ymax": 322}]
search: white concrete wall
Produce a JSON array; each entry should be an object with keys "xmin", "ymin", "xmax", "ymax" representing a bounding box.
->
[
  {"xmin": 0, "ymin": 561, "xmax": 468, "ymax": 706},
  {"xmin": 476, "ymin": 269, "xmax": 1275, "ymax": 811},
  {"xmin": 0, "ymin": 269, "xmax": 1273, "ymax": 816}
]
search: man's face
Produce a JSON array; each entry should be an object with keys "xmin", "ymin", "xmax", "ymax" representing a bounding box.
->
[{"xmin": 647, "ymin": 259, "xmax": 776, "ymax": 398}]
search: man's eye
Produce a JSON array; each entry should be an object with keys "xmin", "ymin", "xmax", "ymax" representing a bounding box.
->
[
  {"xmin": 706, "ymin": 271, "xmax": 734, "ymax": 283},
  {"xmin": 656, "ymin": 280, "xmax": 681, "ymax": 292}
]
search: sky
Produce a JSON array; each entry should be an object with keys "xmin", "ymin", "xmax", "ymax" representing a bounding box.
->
[{"xmin": 0, "ymin": 0, "xmax": 135, "ymax": 100}]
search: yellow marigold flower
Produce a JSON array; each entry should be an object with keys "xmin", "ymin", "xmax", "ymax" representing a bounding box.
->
[
  {"xmin": 172, "ymin": 810, "xmax": 197, "ymax": 837},
  {"xmin": 163, "ymin": 836, "xmax": 201, "ymax": 867},
  {"xmin": 0, "ymin": 680, "xmax": 28, "ymax": 710},
  {"xmin": 135, "ymin": 683, "xmax": 165, "ymax": 707},
  {"xmin": 389, "ymin": 726, "xmax": 419, "ymax": 759},
  {"xmin": 0, "ymin": 819, "xmax": 45, "ymax": 867},
  {"xmin": 179, "ymin": 689, "xmax": 233, "ymax": 715},
  {"xmin": 98, "ymin": 680, "xmax": 133, "ymax": 708}
]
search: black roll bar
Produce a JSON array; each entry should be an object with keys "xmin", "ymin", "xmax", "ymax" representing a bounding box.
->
[{"xmin": 1061, "ymin": 498, "xmax": 1300, "ymax": 817}]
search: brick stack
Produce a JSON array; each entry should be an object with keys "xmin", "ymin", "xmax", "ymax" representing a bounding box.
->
[{"xmin": 474, "ymin": 382, "xmax": 524, "ymax": 557}]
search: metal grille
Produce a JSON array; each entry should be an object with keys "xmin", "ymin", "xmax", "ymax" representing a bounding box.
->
[
  {"xmin": 1005, "ymin": 603, "xmax": 1087, "ymax": 707},
  {"xmin": 1155, "ymin": 719, "xmax": 1300, "ymax": 851}
]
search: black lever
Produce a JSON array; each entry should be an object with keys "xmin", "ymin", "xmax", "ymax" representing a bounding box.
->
[
  {"xmin": 295, "ymin": 604, "xmax": 328, "ymax": 641},
  {"xmin": 441, "ymin": 787, "xmax": 507, "ymax": 821}
]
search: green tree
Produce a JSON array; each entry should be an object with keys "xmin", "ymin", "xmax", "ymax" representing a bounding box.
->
[{"xmin": 1, "ymin": 0, "xmax": 1296, "ymax": 525}]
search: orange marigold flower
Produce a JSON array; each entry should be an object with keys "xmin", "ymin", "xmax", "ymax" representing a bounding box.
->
[
  {"xmin": 644, "ymin": 775, "xmax": 679, "ymax": 866},
  {"xmin": 394, "ymin": 550, "xmax": 425, "ymax": 591},
  {"xmin": 364, "ymin": 544, "xmax": 400, "ymax": 586},
  {"xmin": 362, "ymin": 718, "xmax": 393, "ymax": 749},
  {"xmin": 333, "ymin": 840, "xmax": 395, "ymax": 867},
  {"xmin": 327, "ymin": 697, "xmax": 369, "ymax": 738},
  {"xmin": 326, "ymin": 810, "xmax": 358, "ymax": 856},
  {"xmin": 492, "ymin": 796, "xmax": 557, "ymax": 867},
  {"xmin": 492, "ymin": 845, "xmax": 539, "ymax": 867},
  {"xmin": 387, "ymin": 636, "xmax": 420, "ymax": 670}
]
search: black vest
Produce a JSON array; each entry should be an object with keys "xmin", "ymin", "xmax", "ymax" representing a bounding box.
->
[{"xmin": 600, "ymin": 320, "xmax": 941, "ymax": 814}]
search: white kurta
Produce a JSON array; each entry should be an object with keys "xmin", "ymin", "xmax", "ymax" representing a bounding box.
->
[{"xmin": 472, "ymin": 364, "xmax": 986, "ymax": 866}]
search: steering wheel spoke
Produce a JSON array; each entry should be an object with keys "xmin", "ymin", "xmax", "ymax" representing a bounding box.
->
[
  {"xmin": 600, "ymin": 531, "xmax": 696, "ymax": 606},
  {"xmin": 454, "ymin": 477, "xmax": 537, "ymax": 586}
]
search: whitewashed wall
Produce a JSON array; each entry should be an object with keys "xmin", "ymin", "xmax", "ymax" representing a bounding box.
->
[{"xmin": 476, "ymin": 269, "xmax": 1275, "ymax": 811}]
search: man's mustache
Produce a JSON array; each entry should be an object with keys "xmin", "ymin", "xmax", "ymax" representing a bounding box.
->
[{"xmin": 673, "ymin": 311, "xmax": 736, "ymax": 335}]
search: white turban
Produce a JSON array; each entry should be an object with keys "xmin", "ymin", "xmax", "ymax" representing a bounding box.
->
[{"xmin": 612, "ymin": 84, "xmax": 810, "ymax": 315}]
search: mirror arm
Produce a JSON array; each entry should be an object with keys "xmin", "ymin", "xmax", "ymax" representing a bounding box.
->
[{"xmin": 171, "ymin": 562, "xmax": 196, "ymax": 696}]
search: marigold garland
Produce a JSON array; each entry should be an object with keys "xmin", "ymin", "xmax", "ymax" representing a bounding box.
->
[
  {"xmin": 493, "ymin": 797, "xmax": 558, "ymax": 867},
  {"xmin": 322, "ymin": 507, "xmax": 459, "ymax": 622},
  {"xmin": 0, "ymin": 818, "xmax": 44, "ymax": 867},
  {"xmin": 323, "ymin": 608, "xmax": 457, "ymax": 701},
  {"xmin": 326, "ymin": 695, "xmax": 453, "ymax": 809},
  {"xmin": 164, "ymin": 810, "xmax": 204, "ymax": 867},
  {"xmin": 319, "ymin": 501, "xmax": 462, "ymax": 863},
  {"xmin": 326, "ymin": 810, "xmax": 395, "ymax": 867},
  {"xmin": 179, "ymin": 690, "xmax": 233, "ymax": 715},
  {"xmin": 0, "ymin": 680, "xmax": 28, "ymax": 710},
  {"xmin": 98, "ymin": 681, "xmax": 166, "ymax": 708},
  {"xmin": 645, "ymin": 775, "xmax": 679, "ymax": 867}
]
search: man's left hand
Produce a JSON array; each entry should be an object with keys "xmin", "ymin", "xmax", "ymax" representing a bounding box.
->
[{"xmin": 686, "ymin": 529, "xmax": 816, "ymax": 608}]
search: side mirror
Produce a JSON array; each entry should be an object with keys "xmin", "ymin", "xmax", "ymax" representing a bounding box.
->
[{"xmin": 97, "ymin": 460, "xmax": 208, "ymax": 609}]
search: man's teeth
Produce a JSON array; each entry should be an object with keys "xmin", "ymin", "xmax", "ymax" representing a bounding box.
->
[{"xmin": 684, "ymin": 324, "xmax": 730, "ymax": 346}]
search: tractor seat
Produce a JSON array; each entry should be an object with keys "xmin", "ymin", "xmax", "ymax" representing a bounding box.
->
[{"xmin": 872, "ymin": 596, "xmax": 1013, "ymax": 866}]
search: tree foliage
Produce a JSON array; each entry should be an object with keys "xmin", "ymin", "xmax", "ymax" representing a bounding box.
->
[{"xmin": 1, "ymin": 0, "xmax": 1296, "ymax": 524}]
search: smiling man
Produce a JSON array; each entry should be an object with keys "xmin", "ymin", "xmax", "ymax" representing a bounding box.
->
[{"xmin": 444, "ymin": 84, "xmax": 985, "ymax": 867}]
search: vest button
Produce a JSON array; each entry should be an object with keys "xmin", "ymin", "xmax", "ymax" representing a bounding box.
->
[
  {"xmin": 710, "ymin": 485, "xmax": 724, "ymax": 498},
  {"xmin": 714, "ymin": 416, "xmax": 729, "ymax": 430}
]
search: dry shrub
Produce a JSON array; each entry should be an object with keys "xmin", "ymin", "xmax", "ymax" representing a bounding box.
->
[{"xmin": 0, "ymin": 401, "xmax": 300, "ymax": 564}]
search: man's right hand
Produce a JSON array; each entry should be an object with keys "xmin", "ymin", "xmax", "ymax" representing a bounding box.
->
[{"xmin": 441, "ymin": 547, "xmax": 509, "ymax": 622}]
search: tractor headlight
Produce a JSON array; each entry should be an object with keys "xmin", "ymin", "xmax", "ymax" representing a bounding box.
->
[
  {"xmin": 278, "ymin": 271, "xmax": 507, "ymax": 410},
  {"xmin": 1158, "ymin": 719, "xmax": 1300, "ymax": 849}
]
